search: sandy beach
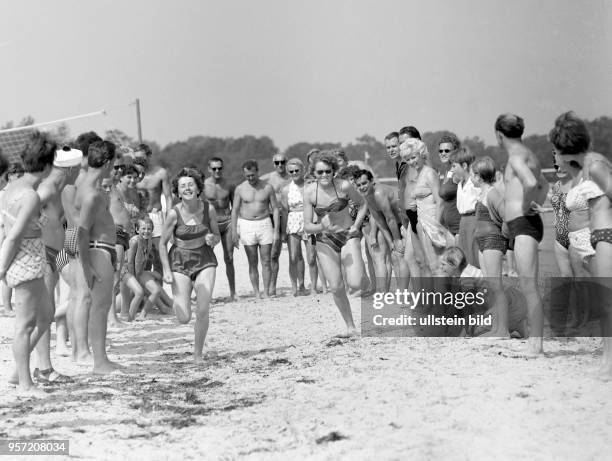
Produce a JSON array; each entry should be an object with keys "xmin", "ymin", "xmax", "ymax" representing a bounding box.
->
[{"xmin": 1, "ymin": 233, "xmax": 611, "ymax": 461}]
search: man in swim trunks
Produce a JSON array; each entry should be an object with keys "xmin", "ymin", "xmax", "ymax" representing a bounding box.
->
[
  {"xmin": 59, "ymin": 131, "xmax": 102, "ymax": 363},
  {"xmin": 75, "ymin": 140, "xmax": 122, "ymax": 374},
  {"xmin": 35, "ymin": 146, "xmax": 82, "ymax": 376},
  {"xmin": 103, "ymin": 156, "xmax": 135, "ymax": 319},
  {"xmin": 232, "ymin": 160, "xmax": 280, "ymax": 298},
  {"xmin": 203, "ymin": 157, "xmax": 236, "ymax": 301},
  {"xmin": 134, "ymin": 144, "xmax": 172, "ymax": 274},
  {"xmin": 497, "ymin": 113, "xmax": 549, "ymax": 355},
  {"xmin": 354, "ymin": 169, "xmax": 409, "ymax": 291},
  {"xmin": 260, "ymin": 153, "xmax": 290, "ymax": 296}
]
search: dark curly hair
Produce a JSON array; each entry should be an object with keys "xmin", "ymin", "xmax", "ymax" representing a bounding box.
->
[
  {"xmin": 310, "ymin": 150, "xmax": 339, "ymax": 176},
  {"xmin": 21, "ymin": 131, "xmax": 57, "ymax": 173},
  {"xmin": 337, "ymin": 164, "xmax": 362, "ymax": 181},
  {"xmin": 438, "ymin": 133, "xmax": 461, "ymax": 151},
  {"xmin": 172, "ymin": 167, "xmax": 204, "ymax": 197},
  {"xmin": 548, "ymin": 111, "xmax": 590, "ymax": 156}
]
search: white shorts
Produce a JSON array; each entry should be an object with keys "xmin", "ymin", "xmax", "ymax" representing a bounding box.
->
[
  {"xmin": 149, "ymin": 209, "xmax": 164, "ymax": 238},
  {"xmin": 569, "ymin": 228, "xmax": 596, "ymax": 262},
  {"xmin": 238, "ymin": 217, "xmax": 274, "ymax": 246}
]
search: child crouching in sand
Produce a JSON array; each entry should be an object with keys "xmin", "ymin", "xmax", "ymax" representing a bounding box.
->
[{"xmin": 123, "ymin": 216, "xmax": 173, "ymax": 320}]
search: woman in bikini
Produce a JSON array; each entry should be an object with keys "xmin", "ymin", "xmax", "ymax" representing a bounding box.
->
[
  {"xmin": 303, "ymin": 151, "xmax": 365, "ymax": 336},
  {"xmin": 550, "ymin": 111, "xmax": 612, "ymax": 378},
  {"xmin": 159, "ymin": 168, "xmax": 220, "ymax": 362},
  {"xmin": 0, "ymin": 132, "xmax": 56, "ymax": 396}
]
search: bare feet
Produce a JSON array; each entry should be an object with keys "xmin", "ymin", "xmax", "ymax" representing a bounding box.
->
[
  {"xmin": 8, "ymin": 370, "xmax": 18, "ymax": 385},
  {"xmin": 336, "ymin": 327, "xmax": 359, "ymax": 338},
  {"xmin": 92, "ymin": 360, "xmax": 124, "ymax": 375},
  {"xmin": 73, "ymin": 351, "xmax": 94, "ymax": 365},
  {"xmin": 56, "ymin": 342, "xmax": 71, "ymax": 357},
  {"xmin": 527, "ymin": 337, "xmax": 544, "ymax": 356},
  {"xmin": 16, "ymin": 385, "xmax": 48, "ymax": 399}
]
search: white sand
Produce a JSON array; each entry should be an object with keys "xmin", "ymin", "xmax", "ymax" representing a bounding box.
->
[{"xmin": 0, "ymin": 245, "xmax": 611, "ymax": 461}]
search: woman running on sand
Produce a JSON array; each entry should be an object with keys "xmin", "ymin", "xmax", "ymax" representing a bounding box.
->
[
  {"xmin": 303, "ymin": 151, "xmax": 365, "ymax": 336},
  {"xmin": 159, "ymin": 168, "xmax": 220, "ymax": 362},
  {"xmin": 0, "ymin": 132, "xmax": 55, "ymax": 397}
]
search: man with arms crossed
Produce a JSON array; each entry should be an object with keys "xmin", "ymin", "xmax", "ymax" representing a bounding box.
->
[
  {"xmin": 134, "ymin": 143, "xmax": 172, "ymax": 273},
  {"xmin": 497, "ymin": 113, "xmax": 548, "ymax": 354},
  {"xmin": 75, "ymin": 140, "xmax": 122, "ymax": 374},
  {"xmin": 232, "ymin": 160, "xmax": 279, "ymax": 299},
  {"xmin": 260, "ymin": 152, "xmax": 290, "ymax": 296},
  {"xmin": 204, "ymin": 157, "xmax": 236, "ymax": 301}
]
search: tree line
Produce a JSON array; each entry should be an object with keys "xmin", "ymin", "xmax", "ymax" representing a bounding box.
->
[{"xmin": 2, "ymin": 115, "xmax": 612, "ymax": 185}]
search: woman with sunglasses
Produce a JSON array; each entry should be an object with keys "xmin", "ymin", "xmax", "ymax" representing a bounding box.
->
[
  {"xmin": 303, "ymin": 151, "xmax": 365, "ymax": 336},
  {"xmin": 549, "ymin": 111, "xmax": 612, "ymax": 377},
  {"xmin": 437, "ymin": 134, "xmax": 462, "ymax": 238},
  {"xmin": 281, "ymin": 158, "xmax": 318, "ymax": 296}
]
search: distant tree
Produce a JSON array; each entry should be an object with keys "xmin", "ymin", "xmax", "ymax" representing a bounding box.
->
[
  {"xmin": 587, "ymin": 116, "xmax": 612, "ymax": 158},
  {"xmin": 105, "ymin": 129, "xmax": 134, "ymax": 146},
  {"xmin": 283, "ymin": 142, "xmax": 341, "ymax": 160}
]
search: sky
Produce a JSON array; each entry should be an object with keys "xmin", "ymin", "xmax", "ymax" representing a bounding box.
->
[{"xmin": 0, "ymin": 0, "xmax": 610, "ymax": 150}]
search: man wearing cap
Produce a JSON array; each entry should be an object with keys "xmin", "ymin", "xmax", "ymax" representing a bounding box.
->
[
  {"xmin": 31, "ymin": 146, "xmax": 82, "ymax": 382},
  {"xmin": 260, "ymin": 153, "xmax": 290, "ymax": 296}
]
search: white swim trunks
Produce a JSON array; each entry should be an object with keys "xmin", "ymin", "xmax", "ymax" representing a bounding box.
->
[{"xmin": 238, "ymin": 217, "xmax": 274, "ymax": 246}]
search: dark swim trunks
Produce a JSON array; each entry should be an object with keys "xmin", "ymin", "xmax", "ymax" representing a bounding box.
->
[
  {"xmin": 506, "ymin": 215, "xmax": 544, "ymax": 245},
  {"xmin": 55, "ymin": 249, "xmax": 71, "ymax": 273},
  {"xmin": 45, "ymin": 246, "xmax": 59, "ymax": 273},
  {"xmin": 217, "ymin": 216, "xmax": 231, "ymax": 235},
  {"xmin": 89, "ymin": 241, "xmax": 118, "ymax": 269},
  {"xmin": 116, "ymin": 225, "xmax": 130, "ymax": 251}
]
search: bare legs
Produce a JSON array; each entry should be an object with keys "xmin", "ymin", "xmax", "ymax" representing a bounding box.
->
[
  {"xmin": 287, "ymin": 234, "xmax": 306, "ymax": 296},
  {"xmin": 592, "ymin": 241, "xmax": 612, "ymax": 378},
  {"xmin": 513, "ymin": 235, "xmax": 543, "ymax": 355},
  {"xmin": 243, "ymin": 244, "xmax": 272, "ymax": 298},
  {"xmin": 170, "ymin": 268, "xmax": 216, "ymax": 363},
  {"xmin": 220, "ymin": 230, "xmax": 235, "ymax": 300},
  {"xmin": 316, "ymin": 242, "xmax": 359, "ymax": 336},
  {"xmin": 479, "ymin": 249, "xmax": 509, "ymax": 337}
]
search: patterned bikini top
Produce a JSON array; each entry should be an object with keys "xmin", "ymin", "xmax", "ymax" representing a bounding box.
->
[
  {"xmin": 287, "ymin": 181, "xmax": 304, "ymax": 212},
  {"xmin": 173, "ymin": 202, "xmax": 209, "ymax": 241},
  {"xmin": 566, "ymin": 179, "xmax": 603, "ymax": 212},
  {"xmin": 314, "ymin": 180, "xmax": 349, "ymax": 217}
]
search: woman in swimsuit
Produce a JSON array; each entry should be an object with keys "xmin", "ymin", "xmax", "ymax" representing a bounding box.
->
[
  {"xmin": 471, "ymin": 157, "xmax": 510, "ymax": 336},
  {"xmin": 407, "ymin": 139, "xmax": 453, "ymax": 274},
  {"xmin": 159, "ymin": 168, "xmax": 220, "ymax": 363},
  {"xmin": 550, "ymin": 111, "xmax": 612, "ymax": 378},
  {"xmin": 437, "ymin": 134, "xmax": 462, "ymax": 237},
  {"xmin": 281, "ymin": 158, "xmax": 318, "ymax": 296},
  {"xmin": 303, "ymin": 152, "xmax": 365, "ymax": 336},
  {"xmin": 0, "ymin": 132, "xmax": 55, "ymax": 396}
]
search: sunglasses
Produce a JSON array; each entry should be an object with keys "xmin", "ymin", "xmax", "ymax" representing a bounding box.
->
[
  {"xmin": 288, "ymin": 169, "xmax": 301, "ymax": 174},
  {"xmin": 274, "ymin": 160, "xmax": 286, "ymax": 165},
  {"xmin": 211, "ymin": 167, "xmax": 223, "ymax": 171},
  {"xmin": 113, "ymin": 165, "xmax": 124, "ymax": 170},
  {"xmin": 316, "ymin": 169, "xmax": 332, "ymax": 175},
  {"xmin": 439, "ymin": 149, "xmax": 451, "ymax": 154}
]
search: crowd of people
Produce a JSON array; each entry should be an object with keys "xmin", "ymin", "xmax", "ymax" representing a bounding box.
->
[{"xmin": 1, "ymin": 110, "xmax": 611, "ymax": 397}]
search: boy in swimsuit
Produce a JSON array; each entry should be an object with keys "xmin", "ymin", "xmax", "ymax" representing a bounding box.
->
[
  {"xmin": 75, "ymin": 140, "xmax": 123, "ymax": 374},
  {"xmin": 497, "ymin": 113, "xmax": 549, "ymax": 355}
]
